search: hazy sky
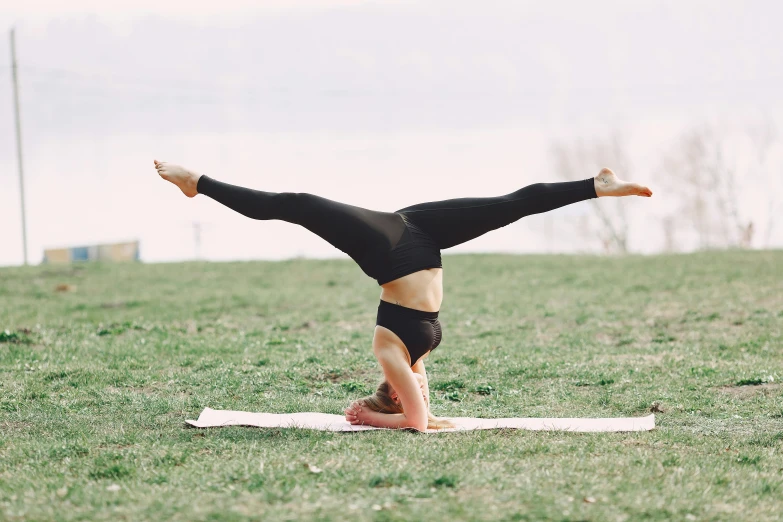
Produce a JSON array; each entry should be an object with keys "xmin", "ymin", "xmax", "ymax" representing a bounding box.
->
[{"xmin": 0, "ymin": 1, "xmax": 781, "ymax": 266}]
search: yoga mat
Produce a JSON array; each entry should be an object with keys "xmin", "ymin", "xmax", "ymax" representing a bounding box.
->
[{"xmin": 186, "ymin": 408, "xmax": 655, "ymax": 433}]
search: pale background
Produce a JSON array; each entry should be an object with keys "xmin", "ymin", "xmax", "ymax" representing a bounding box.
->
[{"xmin": 1, "ymin": 0, "xmax": 780, "ymax": 266}]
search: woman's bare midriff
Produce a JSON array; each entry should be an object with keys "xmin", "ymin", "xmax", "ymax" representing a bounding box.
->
[{"xmin": 379, "ymin": 268, "xmax": 443, "ymax": 312}]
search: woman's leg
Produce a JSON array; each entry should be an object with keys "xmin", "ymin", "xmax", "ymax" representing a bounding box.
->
[
  {"xmin": 155, "ymin": 161, "xmax": 406, "ymax": 265},
  {"xmin": 395, "ymin": 169, "xmax": 652, "ymax": 250}
]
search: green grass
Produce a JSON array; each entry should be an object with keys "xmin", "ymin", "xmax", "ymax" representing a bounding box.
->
[{"xmin": 1, "ymin": 251, "xmax": 782, "ymax": 521}]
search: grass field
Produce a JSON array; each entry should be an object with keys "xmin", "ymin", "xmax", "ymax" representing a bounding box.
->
[{"xmin": 1, "ymin": 251, "xmax": 781, "ymax": 521}]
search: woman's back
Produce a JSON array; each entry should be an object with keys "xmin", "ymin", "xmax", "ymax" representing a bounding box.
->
[{"xmin": 380, "ymin": 268, "xmax": 443, "ymax": 312}]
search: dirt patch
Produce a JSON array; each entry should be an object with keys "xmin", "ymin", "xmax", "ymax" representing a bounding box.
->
[
  {"xmin": 594, "ymin": 332, "xmax": 616, "ymax": 345},
  {"xmin": 717, "ymin": 383, "xmax": 782, "ymax": 399},
  {"xmin": 0, "ymin": 421, "xmax": 32, "ymax": 435},
  {"xmin": 183, "ymin": 319, "xmax": 198, "ymax": 334},
  {"xmin": 296, "ymin": 320, "xmax": 317, "ymax": 330},
  {"xmin": 609, "ymin": 352, "xmax": 683, "ymax": 364},
  {"xmin": 105, "ymin": 385, "xmax": 159, "ymax": 396},
  {"xmin": 309, "ymin": 367, "xmax": 378, "ymax": 384}
]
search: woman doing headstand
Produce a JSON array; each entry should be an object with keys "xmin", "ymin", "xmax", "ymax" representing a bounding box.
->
[{"xmin": 155, "ymin": 159, "xmax": 652, "ymax": 431}]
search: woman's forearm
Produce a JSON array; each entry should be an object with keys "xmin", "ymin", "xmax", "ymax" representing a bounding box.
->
[
  {"xmin": 411, "ymin": 360, "xmax": 431, "ymax": 412},
  {"xmin": 363, "ymin": 410, "xmax": 422, "ymax": 430}
]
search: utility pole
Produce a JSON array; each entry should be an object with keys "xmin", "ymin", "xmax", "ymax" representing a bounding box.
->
[{"xmin": 10, "ymin": 28, "xmax": 28, "ymax": 265}]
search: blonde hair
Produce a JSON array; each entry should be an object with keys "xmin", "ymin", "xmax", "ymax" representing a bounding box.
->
[{"xmin": 359, "ymin": 380, "xmax": 455, "ymax": 430}]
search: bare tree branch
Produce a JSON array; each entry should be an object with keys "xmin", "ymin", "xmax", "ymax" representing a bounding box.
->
[{"xmin": 551, "ymin": 134, "xmax": 632, "ymax": 253}]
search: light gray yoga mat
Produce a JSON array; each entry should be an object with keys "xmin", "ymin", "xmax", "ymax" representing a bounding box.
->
[{"xmin": 186, "ymin": 408, "xmax": 655, "ymax": 433}]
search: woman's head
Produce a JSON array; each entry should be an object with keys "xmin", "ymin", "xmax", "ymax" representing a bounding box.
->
[{"xmin": 358, "ymin": 379, "xmax": 454, "ymax": 430}]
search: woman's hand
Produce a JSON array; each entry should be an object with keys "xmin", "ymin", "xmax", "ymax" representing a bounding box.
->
[{"xmin": 344, "ymin": 401, "xmax": 370, "ymax": 425}]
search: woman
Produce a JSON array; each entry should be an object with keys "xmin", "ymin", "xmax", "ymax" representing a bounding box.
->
[{"xmin": 154, "ymin": 159, "xmax": 652, "ymax": 431}]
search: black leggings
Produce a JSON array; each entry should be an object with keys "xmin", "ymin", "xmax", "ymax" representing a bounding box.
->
[
  {"xmin": 196, "ymin": 175, "xmax": 597, "ymax": 260},
  {"xmin": 197, "ymin": 174, "xmax": 596, "ymax": 365}
]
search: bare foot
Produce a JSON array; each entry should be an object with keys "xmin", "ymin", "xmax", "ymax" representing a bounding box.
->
[
  {"xmin": 154, "ymin": 160, "xmax": 200, "ymax": 198},
  {"xmin": 594, "ymin": 168, "xmax": 653, "ymax": 198}
]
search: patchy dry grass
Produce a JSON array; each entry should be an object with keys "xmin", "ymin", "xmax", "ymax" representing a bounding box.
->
[{"xmin": 0, "ymin": 251, "xmax": 781, "ymax": 521}]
